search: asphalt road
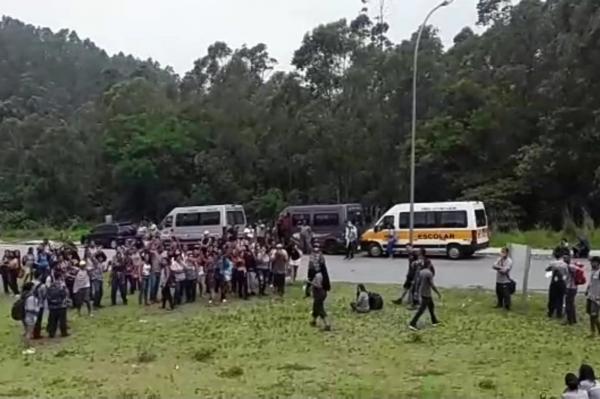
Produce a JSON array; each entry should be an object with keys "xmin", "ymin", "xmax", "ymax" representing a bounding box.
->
[{"xmin": 0, "ymin": 244, "xmax": 577, "ymax": 292}]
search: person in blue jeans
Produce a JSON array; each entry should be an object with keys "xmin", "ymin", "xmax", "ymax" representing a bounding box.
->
[{"xmin": 386, "ymin": 229, "xmax": 396, "ymax": 258}]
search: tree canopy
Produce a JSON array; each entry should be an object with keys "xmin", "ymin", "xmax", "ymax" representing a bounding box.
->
[{"xmin": 1, "ymin": 0, "xmax": 600, "ymax": 230}]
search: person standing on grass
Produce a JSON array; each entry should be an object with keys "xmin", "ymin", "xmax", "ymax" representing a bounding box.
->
[
  {"xmin": 31, "ymin": 270, "xmax": 47, "ymax": 340},
  {"xmin": 492, "ymin": 247, "xmax": 513, "ymax": 310},
  {"xmin": 271, "ymin": 244, "xmax": 289, "ymax": 297},
  {"xmin": 73, "ymin": 261, "xmax": 92, "ymax": 317},
  {"xmin": 184, "ymin": 251, "xmax": 198, "ymax": 303},
  {"xmin": 149, "ymin": 243, "xmax": 162, "ymax": 303},
  {"xmin": 308, "ymin": 251, "xmax": 331, "ymax": 331},
  {"xmin": 159, "ymin": 262, "xmax": 174, "ymax": 310},
  {"xmin": 409, "ymin": 259, "xmax": 441, "ymax": 331},
  {"xmin": 21, "ymin": 282, "xmax": 39, "ymax": 354},
  {"xmin": 46, "ymin": 272, "xmax": 69, "ymax": 338},
  {"xmin": 562, "ymin": 373, "xmax": 589, "ymax": 399},
  {"xmin": 110, "ymin": 252, "xmax": 128, "ymax": 306},
  {"xmin": 546, "ymin": 253, "xmax": 568, "ymax": 319},
  {"xmin": 90, "ymin": 252, "xmax": 105, "ymax": 308},
  {"xmin": 586, "ymin": 257, "xmax": 600, "ymax": 337},
  {"xmin": 139, "ymin": 252, "xmax": 152, "ymax": 306},
  {"xmin": 288, "ymin": 243, "xmax": 302, "ymax": 283},
  {"xmin": 563, "ymin": 255, "xmax": 579, "ymax": 325},
  {"xmin": 256, "ymin": 245, "xmax": 271, "ymax": 296}
]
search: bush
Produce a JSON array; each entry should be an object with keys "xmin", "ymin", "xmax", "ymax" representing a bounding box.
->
[{"xmin": 191, "ymin": 347, "xmax": 215, "ymax": 363}]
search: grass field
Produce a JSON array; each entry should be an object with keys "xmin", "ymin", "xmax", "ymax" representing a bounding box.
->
[
  {"xmin": 490, "ymin": 229, "xmax": 600, "ymax": 249},
  {"xmin": 0, "ymin": 284, "xmax": 598, "ymax": 399}
]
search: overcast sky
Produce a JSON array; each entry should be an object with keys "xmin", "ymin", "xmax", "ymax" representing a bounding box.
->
[{"xmin": 2, "ymin": 0, "xmax": 481, "ymax": 75}]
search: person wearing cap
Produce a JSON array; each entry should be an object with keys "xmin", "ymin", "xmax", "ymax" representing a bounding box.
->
[
  {"xmin": 587, "ymin": 257, "xmax": 600, "ymax": 336},
  {"xmin": 73, "ymin": 260, "xmax": 92, "ymax": 316},
  {"xmin": 271, "ymin": 243, "xmax": 289, "ymax": 296}
]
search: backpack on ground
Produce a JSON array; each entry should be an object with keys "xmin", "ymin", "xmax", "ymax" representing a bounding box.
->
[
  {"xmin": 47, "ymin": 283, "xmax": 66, "ymax": 308},
  {"xmin": 574, "ymin": 262, "xmax": 587, "ymax": 286},
  {"xmin": 368, "ymin": 292, "xmax": 384, "ymax": 310},
  {"xmin": 11, "ymin": 294, "xmax": 30, "ymax": 321}
]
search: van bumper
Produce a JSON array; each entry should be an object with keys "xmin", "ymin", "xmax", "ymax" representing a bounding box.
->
[{"xmin": 466, "ymin": 241, "xmax": 490, "ymax": 252}]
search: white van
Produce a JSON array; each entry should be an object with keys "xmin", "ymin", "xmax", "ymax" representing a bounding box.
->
[
  {"xmin": 360, "ymin": 201, "xmax": 489, "ymax": 259},
  {"xmin": 160, "ymin": 204, "xmax": 247, "ymax": 241}
]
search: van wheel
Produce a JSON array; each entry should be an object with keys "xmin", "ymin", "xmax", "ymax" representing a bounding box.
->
[
  {"xmin": 446, "ymin": 244, "xmax": 463, "ymax": 260},
  {"xmin": 368, "ymin": 243, "xmax": 383, "ymax": 258}
]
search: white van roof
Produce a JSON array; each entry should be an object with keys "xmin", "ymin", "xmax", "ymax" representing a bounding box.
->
[
  {"xmin": 387, "ymin": 202, "xmax": 485, "ymax": 212},
  {"xmin": 168, "ymin": 204, "xmax": 244, "ymax": 214}
]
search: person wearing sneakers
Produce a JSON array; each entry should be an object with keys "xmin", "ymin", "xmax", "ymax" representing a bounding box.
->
[{"xmin": 409, "ymin": 259, "xmax": 441, "ymax": 331}]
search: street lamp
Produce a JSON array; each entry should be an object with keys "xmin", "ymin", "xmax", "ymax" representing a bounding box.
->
[{"xmin": 408, "ymin": 0, "xmax": 454, "ymax": 245}]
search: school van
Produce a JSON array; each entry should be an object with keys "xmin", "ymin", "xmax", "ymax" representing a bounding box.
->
[
  {"xmin": 281, "ymin": 204, "xmax": 364, "ymax": 254},
  {"xmin": 360, "ymin": 202, "xmax": 489, "ymax": 259},
  {"xmin": 160, "ymin": 204, "xmax": 247, "ymax": 241}
]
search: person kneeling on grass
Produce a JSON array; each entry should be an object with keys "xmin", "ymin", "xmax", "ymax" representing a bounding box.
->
[
  {"xmin": 561, "ymin": 373, "xmax": 589, "ymax": 399},
  {"xmin": 308, "ymin": 244, "xmax": 331, "ymax": 331},
  {"xmin": 351, "ymin": 284, "xmax": 370, "ymax": 313},
  {"xmin": 579, "ymin": 364, "xmax": 600, "ymax": 399}
]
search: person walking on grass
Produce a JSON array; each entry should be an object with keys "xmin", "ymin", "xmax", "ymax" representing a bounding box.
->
[
  {"xmin": 393, "ymin": 247, "xmax": 418, "ymax": 306},
  {"xmin": 308, "ymin": 249, "xmax": 331, "ymax": 331},
  {"xmin": 271, "ymin": 244, "xmax": 288, "ymax": 297},
  {"xmin": 46, "ymin": 272, "xmax": 69, "ymax": 338},
  {"xmin": 493, "ymin": 247, "xmax": 513, "ymax": 310},
  {"xmin": 586, "ymin": 257, "xmax": 600, "ymax": 337},
  {"xmin": 409, "ymin": 259, "xmax": 441, "ymax": 331}
]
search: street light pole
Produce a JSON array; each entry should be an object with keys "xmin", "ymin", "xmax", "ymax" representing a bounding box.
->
[{"xmin": 409, "ymin": 0, "xmax": 454, "ymax": 246}]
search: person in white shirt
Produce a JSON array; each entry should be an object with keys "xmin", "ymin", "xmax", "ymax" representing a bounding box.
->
[
  {"xmin": 344, "ymin": 221, "xmax": 358, "ymax": 260},
  {"xmin": 73, "ymin": 261, "xmax": 92, "ymax": 316},
  {"xmin": 21, "ymin": 282, "xmax": 39, "ymax": 354}
]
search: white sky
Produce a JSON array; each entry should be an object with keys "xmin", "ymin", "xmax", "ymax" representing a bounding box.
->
[{"xmin": 1, "ymin": 0, "xmax": 481, "ymax": 75}]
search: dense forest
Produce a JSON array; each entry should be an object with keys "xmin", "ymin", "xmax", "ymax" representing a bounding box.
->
[{"xmin": 1, "ymin": 0, "xmax": 599, "ymax": 230}]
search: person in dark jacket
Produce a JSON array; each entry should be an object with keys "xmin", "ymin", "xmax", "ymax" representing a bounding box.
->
[
  {"xmin": 46, "ymin": 272, "xmax": 69, "ymax": 338},
  {"xmin": 393, "ymin": 248, "xmax": 418, "ymax": 305}
]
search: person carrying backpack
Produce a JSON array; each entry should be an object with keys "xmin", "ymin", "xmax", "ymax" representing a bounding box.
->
[
  {"xmin": 15, "ymin": 282, "xmax": 39, "ymax": 354},
  {"xmin": 46, "ymin": 272, "xmax": 69, "ymax": 338},
  {"xmin": 31, "ymin": 270, "xmax": 48, "ymax": 340}
]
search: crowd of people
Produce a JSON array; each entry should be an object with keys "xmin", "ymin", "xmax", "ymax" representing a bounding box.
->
[{"xmin": 4, "ymin": 230, "xmax": 332, "ymax": 355}]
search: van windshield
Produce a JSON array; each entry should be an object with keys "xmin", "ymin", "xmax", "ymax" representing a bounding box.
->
[{"xmin": 226, "ymin": 210, "xmax": 246, "ymax": 226}]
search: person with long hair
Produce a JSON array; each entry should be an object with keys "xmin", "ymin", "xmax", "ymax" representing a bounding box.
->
[
  {"xmin": 561, "ymin": 373, "xmax": 588, "ymax": 399},
  {"xmin": 579, "ymin": 364, "xmax": 600, "ymax": 398},
  {"xmin": 351, "ymin": 284, "xmax": 370, "ymax": 313}
]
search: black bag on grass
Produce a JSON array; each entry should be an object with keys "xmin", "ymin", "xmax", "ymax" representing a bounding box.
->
[{"xmin": 368, "ymin": 292, "xmax": 383, "ymax": 310}]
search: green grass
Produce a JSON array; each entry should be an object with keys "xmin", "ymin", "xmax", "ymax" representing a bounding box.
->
[
  {"xmin": 0, "ymin": 284, "xmax": 598, "ymax": 398},
  {"xmin": 490, "ymin": 229, "xmax": 600, "ymax": 249},
  {"xmin": 0, "ymin": 226, "xmax": 90, "ymax": 244}
]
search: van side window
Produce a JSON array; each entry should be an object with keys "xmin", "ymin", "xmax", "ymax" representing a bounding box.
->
[
  {"xmin": 226, "ymin": 211, "xmax": 245, "ymax": 226},
  {"xmin": 292, "ymin": 214, "xmax": 311, "ymax": 226},
  {"xmin": 399, "ymin": 212, "xmax": 437, "ymax": 229},
  {"xmin": 475, "ymin": 209, "xmax": 487, "ymax": 227},
  {"xmin": 439, "ymin": 211, "xmax": 468, "ymax": 228},
  {"xmin": 176, "ymin": 212, "xmax": 221, "ymax": 227},
  {"xmin": 313, "ymin": 213, "xmax": 339, "ymax": 226}
]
